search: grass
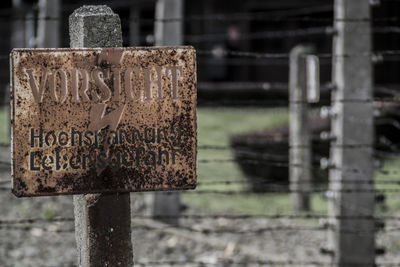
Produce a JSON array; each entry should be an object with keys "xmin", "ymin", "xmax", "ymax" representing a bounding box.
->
[
  {"xmin": 181, "ymin": 107, "xmax": 326, "ymax": 215},
  {"xmin": 42, "ymin": 205, "xmax": 57, "ymax": 220},
  {"xmin": 375, "ymin": 156, "xmax": 400, "ymax": 216},
  {"xmin": 0, "ymin": 105, "xmax": 10, "ymax": 143},
  {"xmin": 3, "ymin": 104, "xmax": 397, "ymax": 217},
  {"xmin": 183, "ymin": 106, "xmax": 400, "ymax": 217}
]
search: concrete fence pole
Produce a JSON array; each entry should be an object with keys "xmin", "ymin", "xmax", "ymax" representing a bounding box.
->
[
  {"xmin": 69, "ymin": 6, "xmax": 133, "ymax": 267},
  {"xmin": 150, "ymin": 0, "xmax": 183, "ymax": 226},
  {"xmin": 36, "ymin": 0, "xmax": 61, "ymax": 48},
  {"xmin": 129, "ymin": 1, "xmax": 140, "ymax": 46},
  {"xmin": 9, "ymin": 0, "xmax": 29, "ymax": 139},
  {"xmin": 328, "ymin": 0, "xmax": 375, "ymax": 266},
  {"xmin": 289, "ymin": 44, "xmax": 314, "ymax": 213}
]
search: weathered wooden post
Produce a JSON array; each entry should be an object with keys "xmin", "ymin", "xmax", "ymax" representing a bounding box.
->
[
  {"xmin": 69, "ymin": 6, "xmax": 133, "ymax": 266},
  {"xmin": 327, "ymin": 0, "xmax": 375, "ymax": 266},
  {"xmin": 289, "ymin": 44, "xmax": 314, "ymax": 212},
  {"xmin": 151, "ymin": 0, "xmax": 184, "ymax": 226}
]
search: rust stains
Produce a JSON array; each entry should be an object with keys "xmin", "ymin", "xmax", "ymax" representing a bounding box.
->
[{"xmin": 10, "ymin": 46, "xmax": 197, "ymax": 197}]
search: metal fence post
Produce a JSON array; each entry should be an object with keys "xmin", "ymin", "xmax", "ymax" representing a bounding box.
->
[
  {"xmin": 328, "ymin": 0, "xmax": 375, "ymax": 266},
  {"xmin": 69, "ymin": 6, "xmax": 133, "ymax": 267},
  {"xmin": 289, "ymin": 44, "xmax": 314, "ymax": 213},
  {"xmin": 150, "ymin": 0, "xmax": 184, "ymax": 226}
]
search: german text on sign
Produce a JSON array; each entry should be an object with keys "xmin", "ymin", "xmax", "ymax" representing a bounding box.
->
[{"xmin": 10, "ymin": 47, "xmax": 197, "ymax": 197}]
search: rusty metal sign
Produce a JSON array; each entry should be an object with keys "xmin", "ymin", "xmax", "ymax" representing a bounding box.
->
[{"xmin": 10, "ymin": 47, "xmax": 197, "ymax": 197}]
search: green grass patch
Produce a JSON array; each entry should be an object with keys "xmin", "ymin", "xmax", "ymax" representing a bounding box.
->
[
  {"xmin": 197, "ymin": 107, "xmax": 288, "ymax": 147},
  {"xmin": 183, "ymin": 191, "xmax": 327, "ymax": 216},
  {"xmin": 0, "ymin": 106, "xmax": 10, "ymax": 143},
  {"xmin": 185, "ymin": 107, "xmax": 400, "ymax": 217},
  {"xmin": 375, "ymin": 156, "xmax": 400, "ymax": 216},
  {"xmin": 182, "ymin": 107, "xmax": 313, "ymax": 215},
  {"xmin": 196, "ymin": 107, "xmax": 288, "ymax": 185}
]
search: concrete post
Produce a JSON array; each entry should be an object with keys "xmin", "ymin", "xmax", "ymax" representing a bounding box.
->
[
  {"xmin": 289, "ymin": 44, "xmax": 313, "ymax": 213},
  {"xmin": 154, "ymin": 0, "xmax": 183, "ymax": 45},
  {"xmin": 36, "ymin": 0, "xmax": 61, "ymax": 48},
  {"xmin": 328, "ymin": 0, "xmax": 375, "ymax": 266},
  {"xmin": 25, "ymin": 10, "xmax": 35, "ymax": 48},
  {"xmin": 129, "ymin": 2, "xmax": 140, "ymax": 46},
  {"xmin": 11, "ymin": 0, "xmax": 26, "ymax": 48},
  {"xmin": 150, "ymin": 0, "xmax": 183, "ymax": 226},
  {"xmin": 69, "ymin": 6, "xmax": 133, "ymax": 267},
  {"xmin": 10, "ymin": 0, "xmax": 28, "ymax": 140}
]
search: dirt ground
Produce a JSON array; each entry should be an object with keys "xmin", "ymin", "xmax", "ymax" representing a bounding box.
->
[{"xmin": 1, "ymin": 146, "xmax": 400, "ymax": 267}]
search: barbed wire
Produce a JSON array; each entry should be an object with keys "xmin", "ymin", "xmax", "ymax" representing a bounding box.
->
[
  {"xmin": 1, "ymin": 177, "xmax": 399, "ymax": 188},
  {"xmin": 0, "ymin": 214, "xmax": 399, "ymax": 241},
  {"xmin": 197, "ymin": 178, "xmax": 400, "ymax": 186},
  {"xmin": 3, "ymin": 49, "xmax": 400, "ymax": 61},
  {"xmin": 187, "ymin": 26, "xmax": 400, "ymax": 42},
  {"xmin": 140, "ymin": 214, "xmax": 400, "ymax": 221},
  {"xmin": 0, "ymin": 144, "xmax": 395, "ymax": 165},
  {"xmin": 196, "ymin": 82, "xmax": 395, "ymax": 94},
  {"xmin": 186, "ymin": 27, "xmax": 334, "ymax": 42},
  {"xmin": 133, "ymin": 260, "xmax": 400, "ymax": 267},
  {"xmin": 197, "ymin": 145, "xmax": 372, "ymax": 152},
  {"xmin": 11, "ymin": 259, "xmax": 400, "ymax": 267},
  {"xmin": 0, "ymin": 181, "xmax": 400, "ymax": 196},
  {"xmin": 0, "ymin": 225, "xmax": 74, "ymax": 233},
  {"xmin": 0, "ymin": 187, "xmax": 395, "ymax": 194},
  {"xmin": 136, "ymin": 225, "xmax": 400, "ymax": 236},
  {"xmin": 198, "ymin": 81, "xmax": 289, "ymax": 91},
  {"xmin": 0, "ymin": 4, "xmax": 334, "ymax": 22},
  {"xmin": 0, "ymin": 217, "xmax": 73, "ymax": 224},
  {"xmin": 197, "ymin": 99, "xmax": 400, "ymax": 106},
  {"xmin": 196, "ymin": 49, "xmax": 400, "ymax": 62},
  {"xmin": 180, "ymin": 188, "xmax": 400, "ymax": 194},
  {"xmin": 1, "ymin": 14, "xmax": 400, "ymax": 27},
  {"xmin": 0, "ymin": 218, "xmax": 398, "ymax": 238},
  {"xmin": 0, "ymin": 222, "xmax": 326, "ymax": 234},
  {"xmin": 198, "ymin": 145, "xmax": 231, "ymax": 150},
  {"xmin": 132, "ymin": 15, "xmax": 400, "ymax": 24},
  {"xmin": 0, "ymin": 4, "xmax": 398, "ymax": 24},
  {"xmin": 4, "ymin": 213, "xmax": 400, "ymax": 223},
  {"xmin": 0, "ymin": 152, "xmax": 398, "ymax": 180},
  {"xmin": 0, "ymin": 216, "xmax": 391, "ymax": 235},
  {"xmin": 0, "ymin": 147, "xmax": 398, "ymax": 178},
  {"xmin": 1, "ymin": 3, "xmax": 400, "ymax": 267}
]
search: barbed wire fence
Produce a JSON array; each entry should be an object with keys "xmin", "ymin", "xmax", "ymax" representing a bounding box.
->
[{"xmin": 1, "ymin": 0, "xmax": 400, "ymax": 266}]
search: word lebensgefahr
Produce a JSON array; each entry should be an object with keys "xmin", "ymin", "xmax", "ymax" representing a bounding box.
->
[{"xmin": 29, "ymin": 127, "xmax": 183, "ymax": 171}]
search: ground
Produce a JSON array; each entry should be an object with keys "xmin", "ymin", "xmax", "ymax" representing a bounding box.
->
[{"xmin": 1, "ymin": 108, "xmax": 400, "ymax": 266}]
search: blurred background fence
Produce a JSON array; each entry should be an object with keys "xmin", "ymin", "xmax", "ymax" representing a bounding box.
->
[{"xmin": 1, "ymin": 0, "xmax": 400, "ymax": 266}]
